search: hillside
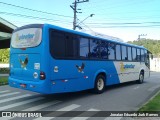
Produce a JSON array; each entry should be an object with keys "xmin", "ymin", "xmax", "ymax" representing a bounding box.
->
[{"xmin": 128, "ymin": 39, "xmax": 160, "ymax": 56}]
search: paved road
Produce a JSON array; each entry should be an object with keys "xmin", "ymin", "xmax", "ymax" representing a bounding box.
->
[{"xmin": 0, "ymin": 72, "xmax": 160, "ymax": 120}]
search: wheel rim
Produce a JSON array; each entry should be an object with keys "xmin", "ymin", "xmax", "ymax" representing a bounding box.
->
[
  {"xmin": 97, "ymin": 78, "xmax": 104, "ymax": 91},
  {"xmin": 140, "ymin": 74, "xmax": 144, "ymax": 82}
]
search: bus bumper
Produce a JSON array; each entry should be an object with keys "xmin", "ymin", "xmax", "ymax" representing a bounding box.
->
[{"xmin": 9, "ymin": 77, "xmax": 51, "ymax": 94}]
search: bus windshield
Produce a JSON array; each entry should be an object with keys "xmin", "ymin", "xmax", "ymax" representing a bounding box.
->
[{"xmin": 11, "ymin": 28, "xmax": 42, "ymax": 48}]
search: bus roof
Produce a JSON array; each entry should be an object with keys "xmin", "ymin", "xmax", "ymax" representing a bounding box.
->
[
  {"xmin": 13, "ymin": 23, "xmax": 146, "ymax": 50},
  {"xmin": 45, "ymin": 24, "xmax": 146, "ymax": 49}
]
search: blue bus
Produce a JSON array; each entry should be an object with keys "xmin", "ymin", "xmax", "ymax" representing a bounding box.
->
[{"xmin": 9, "ymin": 24, "xmax": 151, "ymax": 94}]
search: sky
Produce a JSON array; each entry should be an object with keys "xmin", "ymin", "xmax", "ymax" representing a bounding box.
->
[{"xmin": 0, "ymin": 0, "xmax": 160, "ymax": 42}]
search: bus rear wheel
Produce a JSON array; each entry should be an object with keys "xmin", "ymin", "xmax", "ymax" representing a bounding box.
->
[
  {"xmin": 93, "ymin": 75, "xmax": 105, "ymax": 94},
  {"xmin": 138, "ymin": 72, "xmax": 144, "ymax": 84}
]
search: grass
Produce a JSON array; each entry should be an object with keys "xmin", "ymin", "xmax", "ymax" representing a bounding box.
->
[
  {"xmin": 139, "ymin": 92, "xmax": 160, "ymax": 111},
  {"xmin": 0, "ymin": 76, "xmax": 8, "ymax": 86}
]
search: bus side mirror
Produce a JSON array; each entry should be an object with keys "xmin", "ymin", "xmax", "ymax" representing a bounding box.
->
[{"xmin": 151, "ymin": 54, "xmax": 153, "ymax": 59}]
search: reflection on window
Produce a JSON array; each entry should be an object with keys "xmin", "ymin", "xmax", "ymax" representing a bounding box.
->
[
  {"xmin": 66, "ymin": 35, "xmax": 79, "ymax": 58},
  {"xmin": 50, "ymin": 31, "xmax": 66, "ymax": 58},
  {"xmin": 108, "ymin": 42, "xmax": 115, "ymax": 60},
  {"xmin": 137, "ymin": 49, "xmax": 141, "ymax": 61},
  {"xmin": 122, "ymin": 46, "xmax": 127, "ymax": 60},
  {"xmin": 141, "ymin": 49, "xmax": 145, "ymax": 61},
  {"xmin": 132, "ymin": 47, "xmax": 137, "ymax": 61},
  {"xmin": 80, "ymin": 38, "xmax": 89, "ymax": 58},
  {"xmin": 144, "ymin": 50, "xmax": 148, "ymax": 62},
  {"xmin": 50, "ymin": 30, "xmax": 79, "ymax": 58},
  {"xmin": 116, "ymin": 44, "xmax": 121, "ymax": 60},
  {"xmin": 90, "ymin": 39, "xmax": 100, "ymax": 58},
  {"xmin": 100, "ymin": 41, "xmax": 108, "ymax": 59},
  {"xmin": 128, "ymin": 47, "xmax": 132, "ymax": 61}
]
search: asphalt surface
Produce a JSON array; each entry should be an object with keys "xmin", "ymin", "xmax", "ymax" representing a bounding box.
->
[{"xmin": 0, "ymin": 72, "xmax": 160, "ymax": 120}]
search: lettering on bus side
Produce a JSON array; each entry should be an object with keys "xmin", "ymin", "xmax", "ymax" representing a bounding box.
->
[{"xmin": 120, "ymin": 62, "xmax": 135, "ymax": 72}]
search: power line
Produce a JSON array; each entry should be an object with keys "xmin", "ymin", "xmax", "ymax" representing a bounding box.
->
[
  {"xmin": 0, "ymin": 1, "xmax": 73, "ymax": 18},
  {"xmin": 0, "ymin": 11, "xmax": 72, "ymax": 24},
  {"xmin": 85, "ymin": 22, "xmax": 160, "ymax": 25},
  {"xmin": 89, "ymin": 25, "xmax": 160, "ymax": 28}
]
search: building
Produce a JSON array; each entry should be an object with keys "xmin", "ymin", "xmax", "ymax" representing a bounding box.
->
[{"xmin": 0, "ymin": 17, "xmax": 17, "ymax": 49}]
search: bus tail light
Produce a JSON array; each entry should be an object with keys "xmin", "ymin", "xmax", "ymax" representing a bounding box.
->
[{"xmin": 40, "ymin": 71, "xmax": 46, "ymax": 80}]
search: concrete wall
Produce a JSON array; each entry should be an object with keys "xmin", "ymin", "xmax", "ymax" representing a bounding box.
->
[
  {"xmin": 0, "ymin": 64, "xmax": 9, "ymax": 68},
  {"xmin": 150, "ymin": 58, "xmax": 160, "ymax": 72}
]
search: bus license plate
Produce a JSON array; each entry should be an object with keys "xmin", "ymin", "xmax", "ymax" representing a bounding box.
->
[{"xmin": 20, "ymin": 84, "xmax": 26, "ymax": 88}]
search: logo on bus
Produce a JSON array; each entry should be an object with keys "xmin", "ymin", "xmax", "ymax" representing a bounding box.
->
[
  {"xmin": 18, "ymin": 55, "xmax": 29, "ymax": 70},
  {"xmin": 120, "ymin": 62, "xmax": 135, "ymax": 72},
  {"xmin": 76, "ymin": 63, "xmax": 85, "ymax": 73},
  {"xmin": 19, "ymin": 34, "xmax": 34, "ymax": 40}
]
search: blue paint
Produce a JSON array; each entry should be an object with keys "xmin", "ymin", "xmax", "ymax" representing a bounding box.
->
[{"xmin": 10, "ymin": 24, "xmax": 142, "ymax": 94}]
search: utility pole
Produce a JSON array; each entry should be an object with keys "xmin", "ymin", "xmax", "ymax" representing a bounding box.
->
[{"xmin": 70, "ymin": 0, "xmax": 89, "ymax": 30}]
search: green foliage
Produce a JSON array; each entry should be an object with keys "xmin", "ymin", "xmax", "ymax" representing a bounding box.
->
[
  {"xmin": 128, "ymin": 39, "xmax": 160, "ymax": 56},
  {"xmin": 0, "ymin": 48, "xmax": 10, "ymax": 63},
  {"xmin": 0, "ymin": 76, "xmax": 8, "ymax": 86},
  {"xmin": 0, "ymin": 68, "xmax": 10, "ymax": 74},
  {"xmin": 139, "ymin": 92, "xmax": 160, "ymax": 111}
]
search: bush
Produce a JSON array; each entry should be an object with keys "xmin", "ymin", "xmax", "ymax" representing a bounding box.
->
[
  {"xmin": 0, "ymin": 48, "xmax": 10, "ymax": 63},
  {"xmin": 0, "ymin": 68, "xmax": 10, "ymax": 74}
]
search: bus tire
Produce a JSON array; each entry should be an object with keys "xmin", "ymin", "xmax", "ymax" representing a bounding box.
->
[
  {"xmin": 138, "ymin": 72, "xmax": 144, "ymax": 84},
  {"xmin": 93, "ymin": 75, "xmax": 105, "ymax": 94}
]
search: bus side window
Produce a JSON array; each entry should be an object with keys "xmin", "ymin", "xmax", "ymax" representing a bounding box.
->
[
  {"xmin": 132, "ymin": 47, "xmax": 137, "ymax": 61},
  {"xmin": 141, "ymin": 49, "xmax": 145, "ymax": 62},
  {"xmin": 65, "ymin": 34, "xmax": 79, "ymax": 58},
  {"xmin": 116, "ymin": 44, "xmax": 121, "ymax": 60},
  {"xmin": 90, "ymin": 39, "xmax": 100, "ymax": 59},
  {"xmin": 144, "ymin": 50, "xmax": 150, "ymax": 68},
  {"xmin": 100, "ymin": 41, "xmax": 108, "ymax": 59},
  {"xmin": 49, "ymin": 30, "xmax": 66, "ymax": 58},
  {"xmin": 79, "ymin": 37, "xmax": 89, "ymax": 58},
  {"xmin": 108, "ymin": 42, "xmax": 115, "ymax": 60},
  {"xmin": 122, "ymin": 45, "xmax": 127, "ymax": 61},
  {"xmin": 137, "ymin": 49, "xmax": 141, "ymax": 61},
  {"xmin": 128, "ymin": 47, "xmax": 132, "ymax": 61}
]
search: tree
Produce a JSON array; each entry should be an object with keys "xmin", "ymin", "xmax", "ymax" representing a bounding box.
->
[
  {"xmin": 128, "ymin": 39, "xmax": 160, "ymax": 56},
  {"xmin": 0, "ymin": 49, "xmax": 10, "ymax": 63}
]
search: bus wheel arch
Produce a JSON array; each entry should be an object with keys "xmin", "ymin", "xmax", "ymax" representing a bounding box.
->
[
  {"xmin": 138, "ymin": 69, "xmax": 144, "ymax": 84},
  {"xmin": 93, "ymin": 72, "xmax": 106, "ymax": 94}
]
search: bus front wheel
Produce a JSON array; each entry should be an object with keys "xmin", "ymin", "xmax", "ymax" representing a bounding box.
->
[
  {"xmin": 138, "ymin": 72, "xmax": 144, "ymax": 84},
  {"xmin": 93, "ymin": 75, "xmax": 105, "ymax": 94}
]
